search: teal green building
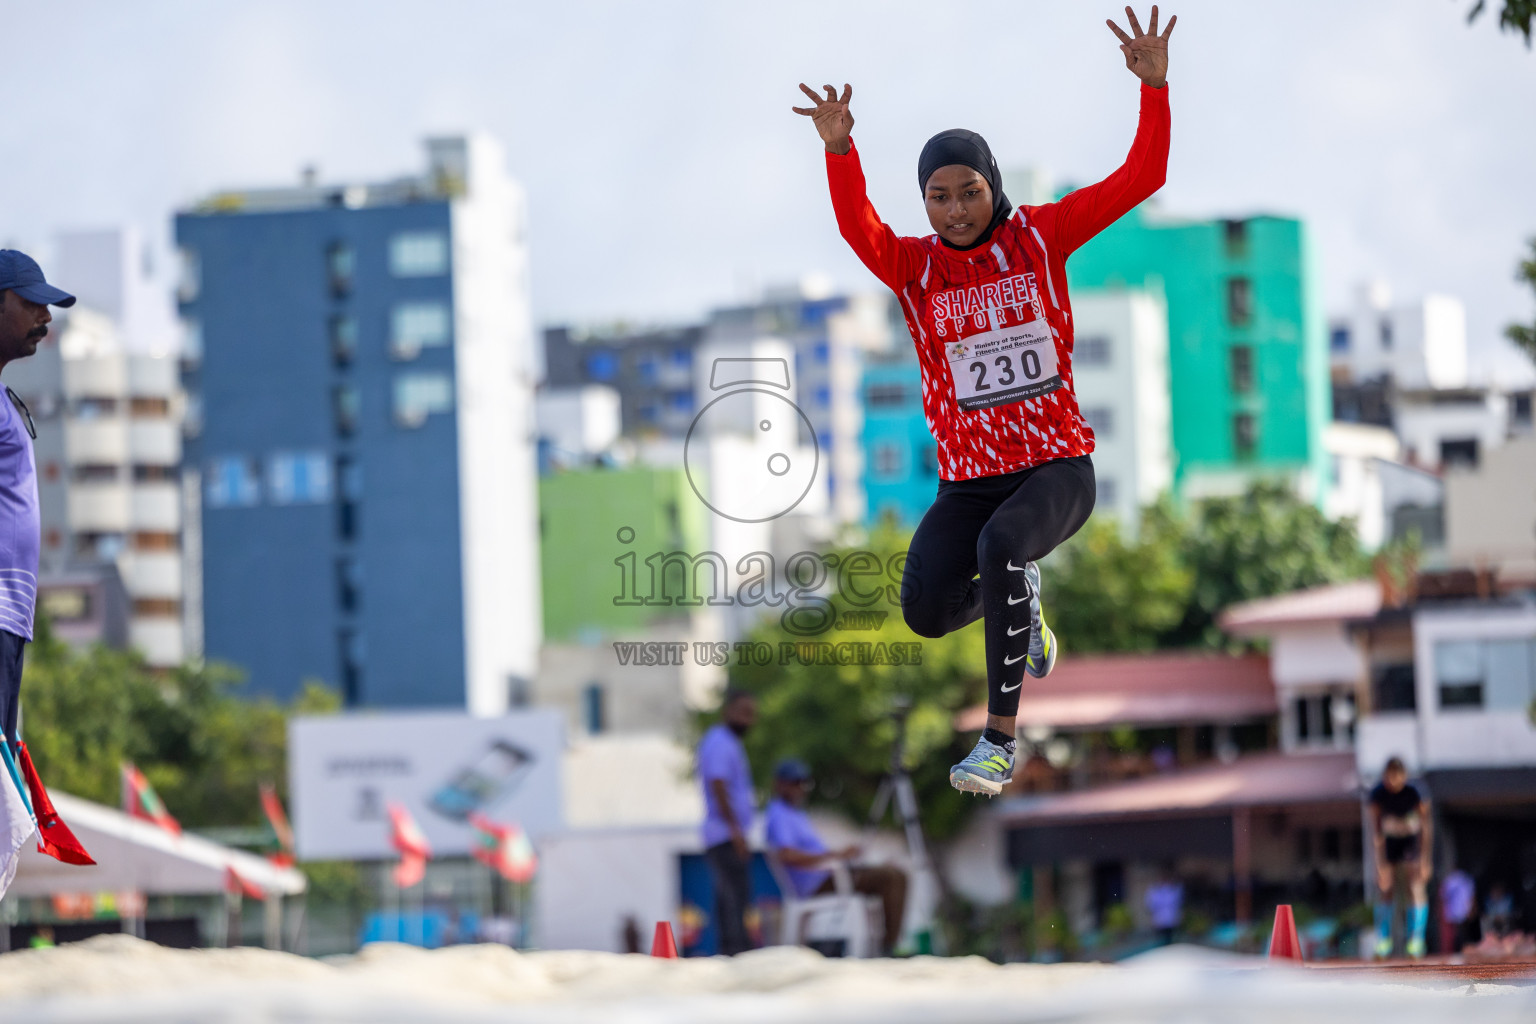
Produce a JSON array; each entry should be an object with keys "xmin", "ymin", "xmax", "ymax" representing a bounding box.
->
[{"xmin": 1067, "ymin": 208, "xmax": 1329, "ymax": 499}]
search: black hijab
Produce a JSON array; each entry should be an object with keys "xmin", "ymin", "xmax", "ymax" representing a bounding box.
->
[{"xmin": 917, "ymin": 129, "xmax": 1012, "ymax": 252}]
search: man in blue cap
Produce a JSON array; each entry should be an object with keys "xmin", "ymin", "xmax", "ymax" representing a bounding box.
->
[
  {"xmin": 765, "ymin": 758, "xmax": 908, "ymax": 955},
  {"xmin": 0, "ymin": 250, "xmax": 74, "ymax": 747}
]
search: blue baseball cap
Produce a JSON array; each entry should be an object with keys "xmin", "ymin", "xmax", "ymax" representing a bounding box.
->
[
  {"xmin": 0, "ymin": 250, "xmax": 75, "ymax": 308},
  {"xmin": 774, "ymin": 758, "xmax": 813, "ymax": 783}
]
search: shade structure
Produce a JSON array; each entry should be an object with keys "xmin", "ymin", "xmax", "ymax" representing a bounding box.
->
[{"xmin": 8, "ymin": 791, "xmax": 305, "ymax": 898}]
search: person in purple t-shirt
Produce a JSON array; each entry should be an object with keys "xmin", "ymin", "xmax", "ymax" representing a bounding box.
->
[
  {"xmin": 0, "ymin": 252, "xmax": 74, "ymax": 749},
  {"xmin": 765, "ymin": 759, "xmax": 908, "ymax": 956},
  {"xmin": 696, "ymin": 688, "xmax": 758, "ymax": 955}
]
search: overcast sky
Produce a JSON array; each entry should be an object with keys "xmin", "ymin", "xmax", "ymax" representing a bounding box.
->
[{"xmin": 3, "ymin": 0, "xmax": 1533, "ymax": 377}]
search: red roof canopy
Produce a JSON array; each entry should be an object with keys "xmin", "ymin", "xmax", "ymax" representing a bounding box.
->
[
  {"xmin": 955, "ymin": 651, "xmax": 1277, "ymax": 733},
  {"xmin": 996, "ymin": 751, "xmax": 1361, "ymax": 826}
]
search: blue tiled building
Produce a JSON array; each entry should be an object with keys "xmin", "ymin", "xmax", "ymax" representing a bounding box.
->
[
  {"xmin": 861, "ymin": 352, "xmax": 939, "ymax": 530},
  {"xmin": 176, "ymin": 137, "xmax": 540, "ymax": 711}
]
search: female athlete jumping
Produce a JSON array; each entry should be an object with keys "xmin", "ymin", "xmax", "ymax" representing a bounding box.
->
[{"xmin": 794, "ymin": 7, "xmax": 1175, "ymax": 795}]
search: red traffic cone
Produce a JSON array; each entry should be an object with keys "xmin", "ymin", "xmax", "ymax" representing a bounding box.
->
[
  {"xmin": 650, "ymin": 921, "xmax": 679, "ymax": 958},
  {"xmin": 1267, "ymin": 904, "xmax": 1303, "ymax": 961}
]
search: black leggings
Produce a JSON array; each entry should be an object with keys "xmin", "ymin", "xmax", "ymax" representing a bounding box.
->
[{"xmin": 901, "ymin": 455, "xmax": 1095, "ymax": 718}]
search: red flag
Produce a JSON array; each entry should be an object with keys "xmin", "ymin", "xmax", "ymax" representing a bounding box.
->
[
  {"xmin": 468, "ymin": 813, "xmax": 536, "ymax": 883},
  {"xmin": 387, "ymin": 802, "xmax": 430, "ymax": 888},
  {"xmin": 16, "ymin": 744, "xmax": 94, "ymax": 865},
  {"xmin": 121, "ymin": 763, "xmax": 180, "ymax": 836},
  {"xmin": 394, "ymin": 852, "xmax": 426, "ymax": 889},
  {"xmin": 387, "ymin": 802, "xmax": 431, "ymax": 859},
  {"xmin": 224, "ymin": 865, "xmax": 265, "ymax": 901},
  {"xmin": 259, "ymin": 783, "xmax": 295, "ymax": 857}
]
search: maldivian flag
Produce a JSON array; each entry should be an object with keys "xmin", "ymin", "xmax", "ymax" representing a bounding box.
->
[
  {"xmin": 387, "ymin": 802, "xmax": 431, "ymax": 888},
  {"xmin": 121, "ymin": 762, "xmax": 181, "ymax": 836},
  {"xmin": 259, "ymin": 783, "xmax": 295, "ymax": 866},
  {"xmin": 0, "ymin": 742, "xmax": 36, "ymax": 899},
  {"xmin": 469, "ymin": 813, "xmax": 537, "ymax": 883}
]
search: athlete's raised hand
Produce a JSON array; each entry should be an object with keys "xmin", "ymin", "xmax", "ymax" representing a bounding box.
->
[
  {"xmin": 1107, "ymin": 5, "xmax": 1176, "ymax": 89},
  {"xmin": 792, "ymin": 83, "xmax": 854, "ymax": 156}
]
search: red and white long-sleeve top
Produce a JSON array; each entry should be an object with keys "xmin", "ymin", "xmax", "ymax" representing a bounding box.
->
[{"xmin": 827, "ymin": 84, "xmax": 1170, "ymax": 480}]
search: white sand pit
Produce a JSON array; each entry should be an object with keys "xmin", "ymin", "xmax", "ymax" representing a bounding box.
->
[{"xmin": 0, "ymin": 935, "xmax": 1531, "ymax": 1023}]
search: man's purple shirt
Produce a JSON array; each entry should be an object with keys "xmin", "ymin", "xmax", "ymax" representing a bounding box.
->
[
  {"xmin": 765, "ymin": 797, "xmax": 830, "ymax": 897},
  {"xmin": 697, "ymin": 723, "xmax": 754, "ymax": 849},
  {"xmin": 0, "ymin": 395, "xmax": 38, "ymax": 640}
]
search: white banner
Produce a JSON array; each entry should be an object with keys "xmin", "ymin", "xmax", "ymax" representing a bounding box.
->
[{"xmin": 289, "ymin": 709, "xmax": 564, "ymax": 861}]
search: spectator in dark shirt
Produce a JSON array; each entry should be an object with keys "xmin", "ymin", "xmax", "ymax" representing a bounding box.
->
[{"xmin": 1369, "ymin": 756, "xmax": 1431, "ymax": 959}]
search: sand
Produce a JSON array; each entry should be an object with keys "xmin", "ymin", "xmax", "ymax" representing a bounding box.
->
[{"xmin": 0, "ymin": 935, "xmax": 1530, "ymax": 1023}]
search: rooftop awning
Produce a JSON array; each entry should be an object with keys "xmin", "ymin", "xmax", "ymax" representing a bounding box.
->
[
  {"xmin": 9, "ymin": 791, "xmax": 306, "ymax": 898},
  {"xmin": 954, "ymin": 652, "xmax": 1277, "ymax": 733},
  {"xmin": 1218, "ymin": 580, "xmax": 1382, "ymax": 635},
  {"xmin": 995, "ymin": 751, "xmax": 1361, "ymax": 828}
]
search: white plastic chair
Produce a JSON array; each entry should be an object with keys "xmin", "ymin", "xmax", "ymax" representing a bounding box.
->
[{"xmin": 765, "ymin": 852, "xmax": 883, "ymax": 958}]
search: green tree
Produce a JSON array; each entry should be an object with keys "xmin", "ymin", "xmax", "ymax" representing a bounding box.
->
[
  {"xmin": 1466, "ymin": 0, "xmax": 1536, "ymax": 46},
  {"xmin": 709, "ymin": 524, "xmax": 987, "ymax": 842},
  {"xmin": 1165, "ymin": 481, "xmax": 1369, "ymax": 648},
  {"xmin": 1506, "ymin": 237, "xmax": 1536, "ymax": 364},
  {"xmin": 19, "ymin": 617, "xmax": 338, "ymax": 830},
  {"xmin": 1041, "ymin": 499, "xmax": 1194, "ymax": 652}
]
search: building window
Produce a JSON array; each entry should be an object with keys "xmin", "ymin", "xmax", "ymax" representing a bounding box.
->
[
  {"xmin": 390, "ymin": 302, "xmax": 451, "ymax": 359},
  {"xmin": 326, "ymin": 241, "xmax": 354, "ymax": 297},
  {"xmin": 1082, "ymin": 406, "xmax": 1114, "ymax": 439},
  {"xmin": 1233, "ymin": 413, "xmax": 1257, "ymax": 459},
  {"xmin": 583, "ymin": 682, "xmax": 605, "ymax": 734},
  {"xmin": 1076, "ymin": 336, "xmax": 1111, "ymax": 367},
  {"xmin": 668, "ymin": 391, "xmax": 692, "ymax": 415},
  {"xmin": 1329, "ymin": 325, "xmax": 1350, "ymax": 353},
  {"xmin": 72, "ymin": 397, "xmax": 118, "ymax": 420},
  {"xmin": 132, "ymin": 464, "xmax": 177, "ymax": 483},
  {"xmin": 872, "ymin": 441, "xmax": 904, "ymax": 478},
  {"xmin": 1223, "ymin": 218, "xmax": 1248, "ymax": 258},
  {"xmin": 206, "ymin": 456, "xmax": 260, "ymax": 508},
  {"xmin": 339, "ymin": 629, "xmax": 363, "ymax": 707},
  {"xmin": 129, "ymin": 397, "xmax": 171, "ymax": 418},
  {"xmin": 1512, "ymin": 392, "xmax": 1533, "ymax": 427},
  {"xmin": 131, "ymin": 532, "xmax": 178, "ymax": 552},
  {"xmin": 586, "ymin": 351, "xmax": 618, "ymax": 382},
  {"xmin": 1379, "ymin": 318, "xmax": 1393, "ymax": 350},
  {"xmin": 389, "ymin": 231, "xmax": 448, "ymax": 277},
  {"xmin": 393, "ymin": 371, "xmax": 454, "ymax": 427},
  {"xmin": 1226, "ymin": 277, "xmax": 1253, "ymax": 326},
  {"xmin": 1373, "ymin": 664, "xmax": 1417, "ymax": 712},
  {"xmin": 1097, "ymin": 477, "xmax": 1118, "ymax": 507},
  {"xmin": 1439, "ymin": 438, "xmax": 1478, "ymax": 468},
  {"xmin": 1230, "ymin": 345, "xmax": 1255, "ymax": 393},
  {"xmin": 813, "ymin": 341, "xmax": 831, "ymax": 364},
  {"xmin": 182, "ymin": 319, "xmax": 203, "ymax": 362},
  {"xmin": 331, "ymin": 314, "xmax": 357, "ymax": 366},
  {"xmin": 40, "ymin": 587, "xmax": 92, "ymax": 623},
  {"xmin": 1435, "ymin": 638, "xmax": 1536, "ymax": 711},
  {"xmin": 337, "ymin": 557, "xmax": 362, "ymax": 614},
  {"xmin": 670, "ymin": 348, "xmax": 693, "ymax": 369},
  {"xmin": 268, "ymin": 451, "xmax": 333, "ymax": 505},
  {"xmin": 177, "ymin": 247, "xmax": 201, "ymax": 303},
  {"xmin": 337, "ymin": 455, "xmax": 361, "ymax": 541},
  {"xmin": 865, "ymin": 382, "xmax": 908, "ymax": 407},
  {"xmin": 73, "ymin": 464, "xmax": 119, "ymax": 483},
  {"xmin": 814, "ymin": 385, "xmax": 831, "ymax": 408},
  {"xmin": 132, "ymin": 598, "xmax": 180, "ymax": 618},
  {"xmin": 637, "ymin": 355, "xmax": 658, "ymax": 383},
  {"xmin": 922, "ymin": 445, "xmax": 940, "ymax": 475},
  {"xmin": 334, "ymin": 385, "xmax": 360, "ymax": 436}
]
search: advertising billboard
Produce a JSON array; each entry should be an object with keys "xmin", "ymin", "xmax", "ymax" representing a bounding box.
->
[{"xmin": 289, "ymin": 709, "xmax": 564, "ymax": 861}]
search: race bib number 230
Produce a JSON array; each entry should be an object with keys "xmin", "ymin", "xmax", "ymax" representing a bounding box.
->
[{"xmin": 945, "ymin": 319, "xmax": 1061, "ymax": 411}]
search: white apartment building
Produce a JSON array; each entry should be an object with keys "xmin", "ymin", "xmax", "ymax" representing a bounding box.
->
[
  {"xmin": 1330, "ymin": 281, "xmax": 1468, "ymax": 392},
  {"xmin": 1067, "ymin": 287, "xmax": 1173, "ymax": 531}
]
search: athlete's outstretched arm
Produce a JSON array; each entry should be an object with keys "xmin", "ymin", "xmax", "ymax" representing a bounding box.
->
[
  {"xmin": 794, "ymin": 83, "xmax": 923, "ymax": 291},
  {"xmin": 1048, "ymin": 7, "xmax": 1176, "ymax": 256}
]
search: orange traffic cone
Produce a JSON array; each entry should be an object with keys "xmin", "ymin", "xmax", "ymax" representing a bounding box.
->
[
  {"xmin": 651, "ymin": 921, "xmax": 679, "ymax": 958},
  {"xmin": 1267, "ymin": 904, "xmax": 1303, "ymax": 961}
]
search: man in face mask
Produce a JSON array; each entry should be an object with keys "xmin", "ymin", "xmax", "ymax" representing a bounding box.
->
[{"xmin": 696, "ymin": 689, "xmax": 758, "ymax": 954}]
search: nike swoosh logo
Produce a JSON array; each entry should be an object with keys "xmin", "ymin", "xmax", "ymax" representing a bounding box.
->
[
  {"xmin": 1006, "ymin": 561, "xmax": 1027, "ymax": 572},
  {"xmin": 1007, "ymin": 595, "xmax": 1027, "ymax": 605},
  {"xmin": 1000, "ymin": 680, "xmax": 1022, "ymax": 692},
  {"xmin": 1007, "ymin": 625, "xmax": 1027, "ymax": 636},
  {"xmin": 1003, "ymin": 653, "xmax": 1025, "ymax": 665}
]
